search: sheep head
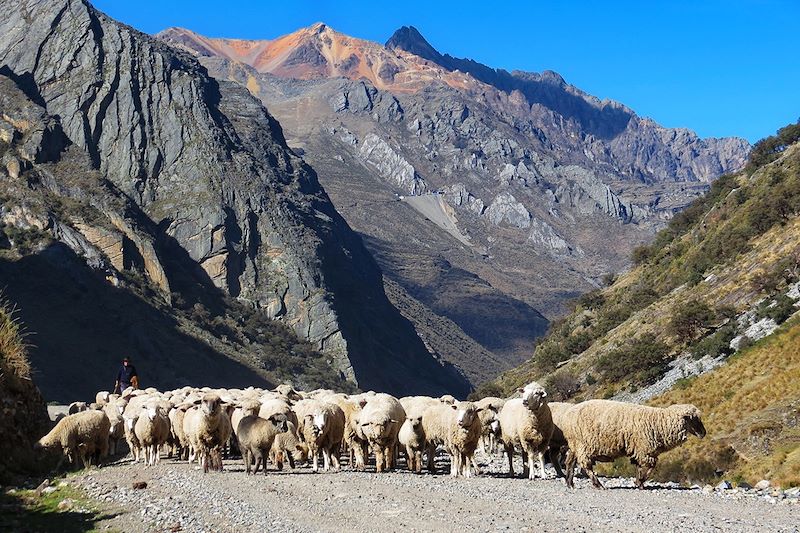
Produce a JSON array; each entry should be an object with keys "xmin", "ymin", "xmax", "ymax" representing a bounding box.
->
[
  {"xmin": 671, "ymin": 404, "xmax": 706, "ymax": 438},
  {"xmin": 452, "ymin": 402, "xmax": 480, "ymax": 428},
  {"xmin": 406, "ymin": 415, "xmax": 423, "ymax": 429},
  {"xmin": 267, "ymin": 413, "xmax": 289, "ymax": 434},
  {"xmin": 518, "ymin": 382, "xmax": 547, "ymax": 410},
  {"xmin": 200, "ymin": 393, "xmax": 222, "ymax": 416}
]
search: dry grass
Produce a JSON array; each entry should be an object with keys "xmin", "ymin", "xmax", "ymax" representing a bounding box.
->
[
  {"xmin": 0, "ymin": 298, "xmax": 30, "ymax": 379},
  {"xmin": 650, "ymin": 317, "xmax": 800, "ymax": 487}
]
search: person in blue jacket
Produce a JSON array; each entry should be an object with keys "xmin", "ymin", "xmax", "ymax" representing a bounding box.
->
[{"xmin": 114, "ymin": 357, "xmax": 139, "ymax": 393}]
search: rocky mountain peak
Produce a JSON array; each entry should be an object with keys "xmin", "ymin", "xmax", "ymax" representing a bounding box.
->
[{"xmin": 385, "ymin": 26, "xmax": 443, "ymax": 64}]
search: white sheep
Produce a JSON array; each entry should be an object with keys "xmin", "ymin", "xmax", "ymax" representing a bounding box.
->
[
  {"xmin": 562, "ymin": 400, "xmax": 706, "ymax": 489},
  {"xmin": 293, "ymin": 398, "xmax": 345, "ymax": 472},
  {"xmin": 134, "ymin": 403, "xmax": 171, "ymax": 466},
  {"xmin": 35, "ymin": 410, "xmax": 110, "ymax": 470},
  {"xmin": 358, "ymin": 393, "xmax": 405, "ymax": 472},
  {"xmin": 183, "ymin": 393, "xmax": 232, "ymax": 473},
  {"xmin": 422, "ymin": 401, "xmax": 483, "ymax": 477},
  {"xmin": 498, "ymin": 382, "xmax": 553, "ymax": 480}
]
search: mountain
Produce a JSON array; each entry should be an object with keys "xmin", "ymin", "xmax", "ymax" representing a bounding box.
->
[
  {"xmin": 0, "ymin": 0, "xmax": 469, "ymax": 400},
  {"xmin": 482, "ymin": 125, "xmax": 800, "ymax": 486},
  {"xmin": 157, "ymin": 24, "xmax": 749, "ymax": 383}
]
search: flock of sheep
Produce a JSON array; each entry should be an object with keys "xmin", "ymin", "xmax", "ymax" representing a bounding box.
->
[{"xmin": 35, "ymin": 381, "xmax": 706, "ymax": 489}]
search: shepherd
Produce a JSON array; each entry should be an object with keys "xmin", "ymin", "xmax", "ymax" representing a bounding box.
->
[{"xmin": 114, "ymin": 356, "xmax": 139, "ymax": 393}]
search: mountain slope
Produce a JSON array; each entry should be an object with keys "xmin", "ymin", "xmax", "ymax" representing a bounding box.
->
[
  {"xmin": 0, "ymin": 0, "xmax": 469, "ymax": 398},
  {"xmin": 483, "ymin": 125, "xmax": 800, "ymax": 485},
  {"xmin": 158, "ymin": 24, "xmax": 748, "ymax": 385}
]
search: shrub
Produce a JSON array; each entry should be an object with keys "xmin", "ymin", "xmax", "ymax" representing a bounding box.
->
[
  {"xmin": 467, "ymin": 382, "xmax": 505, "ymax": 401},
  {"xmin": 546, "ymin": 372, "xmax": 581, "ymax": 400},
  {"xmin": 577, "ymin": 290, "xmax": 605, "ymax": 310},
  {"xmin": 669, "ymin": 300, "xmax": 715, "ymax": 342},
  {"xmin": 757, "ymin": 295, "xmax": 797, "ymax": 325},
  {"xmin": 594, "ymin": 334, "xmax": 672, "ymax": 386},
  {"xmin": 692, "ymin": 323, "xmax": 737, "ymax": 360},
  {"xmin": 534, "ymin": 341, "xmax": 569, "ymax": 372},
  {"xmin": 563, "ymin": 331, "xmax": 592, "ymax": 355}
]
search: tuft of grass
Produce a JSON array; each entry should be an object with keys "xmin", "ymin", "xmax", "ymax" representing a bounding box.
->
[
  {"xmin": 0, "ymin": 482, "xmax": 119, "ymax": 533},
  {"xmin": 0, "ymin": 298, "xmax": 30, "ymax": 379}
]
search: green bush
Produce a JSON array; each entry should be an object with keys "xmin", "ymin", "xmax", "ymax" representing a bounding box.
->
[
  {"xmin": 692, "ymin": 323, "xmax": 737, "ymax": 360},
  {"xmin": 757, "ymin": 295, "xmax": 798, "ymax": 325},
  {"xmin": 594, "ymin": 333, "xmax": 672, "ymax": 386},
  {"xmin": 668, "ymin": 300, "xmax": 716, "ymax": 342}
]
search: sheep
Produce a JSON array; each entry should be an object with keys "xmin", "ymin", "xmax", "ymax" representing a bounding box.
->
[
  {"xmin": 35, "ymin": 410, "xmax": 110, "ymax": 470},
  {"xmin": 123, "ymin": 413, "xmax": 142, "ymax": 462},
  {"xmin": 498, "ymin": 382, "xmax": 553, "ymax": 480},
  {"xmin": 68, "ymin": 401, "xmax": 88, "ymax": 415},
  {"xmin": 546, "ymin": 402, "xmax": 574, "ymax": 478},
  {"xmin": 102, "ymin": 401, "xmax": 126, "ymax": 455},
  {"xmin": 95, "ymin": 391, "xmax": 111, "ymax": 405},
  {"xmin": 358, "ymin": 393, "xmax": 405, "ymax": 472},
  {"xmin": 237, "ymin": 413, "xmax": 289, "ymax": 475},
  {"xmin": 293, "ymin": 398, "xmax": 345, "ymax": 472},
  {"xmin": 562, "ymin": 400, "xmax": 706, "ymax": 489},
  {"xmin": 474, "ymin": 397, "xmax": 506, "ymax": 454},
  {"xmin": 399, "ymin": 396, "xmax": 441, "ymax": 471},
  {"xmin": 183, "ymin": 393, "xmax": 232, "ymax": 473},
  {"xmin": 270, "ymin": 420, "xmax": 306, "ymax": 470},
  {"xmin": 331, "ymin": 395, "xmax": 369, "ymax": 470},
  {"xmin": 439, "ymin": 395, "xmax": 457, "ymax": 405},
  {"xmin": 134, "ymin": 403, "xmax": 171, "ymax": 466},
  {"xmin": 273, "ymin": 383, "xmax": 303, "ymax": 402},
  {"xmin": 168, "ymin": 404, "xmax": 192, "ymax": 460},
  {"xmin": 422, "ymin": 401, "xmax": 483, "ymax": 477},
  {"xmin": 398, "ymin": 414, "xmax": 425, "ymax": 472}
]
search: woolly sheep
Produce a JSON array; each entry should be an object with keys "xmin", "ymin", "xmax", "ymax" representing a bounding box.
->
[
  {"xmin": 183, "ymin": 393, "xmax": 232, "ymax": 473},
  {"xmin": 422, "ymin": 401, "xmax": 483, "ymax": 477},
  {"xmin": 358, "ymin": 393, "xmax": 405, "ymax": 472},
  {"xmin": 68, "ymin": 401, "xmax": 88, "ymax": 415},
  {"xmin": 237, "ymin": 413, "xmax": 289, "ymax": 475},
  {"xmin": 562, "ymin": 400, "xmax": 706, "ymax": 489},
  {"xmin": 331, "ymin": 395, "xmax": 369, "ymax": 470},
  {"xmin": 474, "ymin": 397, "xmax": 505, "ymax": 454},
  {"xmin": 270, "ymin": 420, "xmax": 306, "ymax": 470},
  {"xmin": 134, "ymin": 403, "xmax": 171, "ymax": 466},
  {"xmin": 35, "ymin": 410, "xmax": 110, "ymax": 470},
  {"xmin": 546, "ymin": 402, "xmax": 573, "ymax": 478},
  {"xmin": 398, "ymin": 396, "xmax": 441, "ymax": 471},
  {"xmin": 498, "ymin": 382, "xmax": 553, "ymax": 480},
  {"xmin": 168, "ymin": 404, "xmax": 191, "ymax": 460},
  {"xmin": 293, "ymin": 398, "xmax": 345, "ymax": 472},
  {"xmin": 102, "ymin": 400, "xmax": 126, "ymax": 455}
]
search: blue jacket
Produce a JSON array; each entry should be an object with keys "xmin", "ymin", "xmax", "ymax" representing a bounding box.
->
[{"xmin": 117, "ymin": 364, "xmax": 138, "ymax": 387}]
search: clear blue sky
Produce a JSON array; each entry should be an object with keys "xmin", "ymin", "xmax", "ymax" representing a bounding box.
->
[{"xmin": 94, "ymin": 0, "xmax": 798, "ymax": 143}]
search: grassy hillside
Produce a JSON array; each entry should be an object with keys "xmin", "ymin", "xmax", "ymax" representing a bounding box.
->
[
  {"xmin": 650, "ymin": 316, "xmax": 800, "ymax": 486},
  {"xmin": 475, "ymin": 121, "xmax": 800, "ymax": 486}
]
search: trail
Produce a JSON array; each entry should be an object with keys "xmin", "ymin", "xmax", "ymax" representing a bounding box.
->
[{"xmin": 70, "ymin": 453, "xmax": 799, "ymax": 533}]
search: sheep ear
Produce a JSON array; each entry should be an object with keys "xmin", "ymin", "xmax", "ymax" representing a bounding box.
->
[
  {"xmin": 476, "ymin": 407, "xmax": 484, "ymax": 412},
  {"xmin": 517, "ymin": 388, "xmax": 524, "ymax": 394},
  {"xmin": 451, "ymin": 404, "xmax": 458, "ymax": 410},
  {"xmin": 358, "ymin": 399, "xmax": 367, "ymax": 408},
  {"xmin": 390, "ymin": 419, "xmax": 398, "ymax": 424}
]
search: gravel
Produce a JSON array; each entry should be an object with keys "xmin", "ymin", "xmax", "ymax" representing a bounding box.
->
[{"xmin": 70, "ymin": 451, "xmax": 800, "ymax": 533}]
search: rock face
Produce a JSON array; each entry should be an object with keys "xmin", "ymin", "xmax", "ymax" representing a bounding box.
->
[
  {"xmin": 158, "ymin": 23, "xmax": 749, "ymax": 377},
  {"xmin": 0, "ymin": 0, "xmax": 469, "ymax": 397}
]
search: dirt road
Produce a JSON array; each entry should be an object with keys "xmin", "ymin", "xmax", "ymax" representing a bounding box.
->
[{"xmin": 70, "ymin": 454, "xmax": 799, "ymax": 533}]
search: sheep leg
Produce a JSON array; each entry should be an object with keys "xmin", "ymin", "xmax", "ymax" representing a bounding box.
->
[
  {"xmin": 537, "ymin": 450, "xmax": 547, "ymax": 480},
  {"xmin": 470, "ymin": 456, "xmax": 481, "ymax": 476},
  {"xmin": 374, "ymin": 444, "xmax": 385, "ymax": 473},
  {"xmin": 312, "ymin": 446, "xmax": 319, "ymax": 472},
  {"xmin": 287, "ymin": 451, "xmax": 296, "ymax": 469},
  {"xmin": 552, "ymin": 446, "xmax": 566, "ymax": 478},
  {"xmin": 584, "ymin": 460, "xmax": 605, "ymax": 489},
  {"xmin": 525, "ymin": 446, "xmax": 536, "ymax": 480},
  {"xmin": 332, "ymin": 444, "xmax": 342, "ymax": 471},
  {"xmin": 635, "ymin": 458, "xmax": 656, "ymax": 489},
  {"xmin": 505, "ymin": 443, "xmax": 515, "ymax": 477},
  {"xmin": 426, "ymin": 444, "xmax": 437, "ymax": 474},
  {"xmin": 449, "ymin": 449, "xmax": 460, "ymax": 477},
  {"xmin": 565, "ymin": 450, "xmax": 577, "ymax": 489},
  {"xmin": 323, "ymin": 448, "xmax": 331, "ymax": 471}
]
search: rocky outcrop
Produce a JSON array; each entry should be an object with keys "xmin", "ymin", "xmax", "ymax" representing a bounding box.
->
[
  {"xmin": 0, "ymin": 0, "xmax": 469, "ymax": 396},
  {"xmin": 485, "ymin": 192, "xmax": 531, "ymax": 229},
  {"xmin": 358, "ymin": 133, "xmax": 427, "ymax": 194}
]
